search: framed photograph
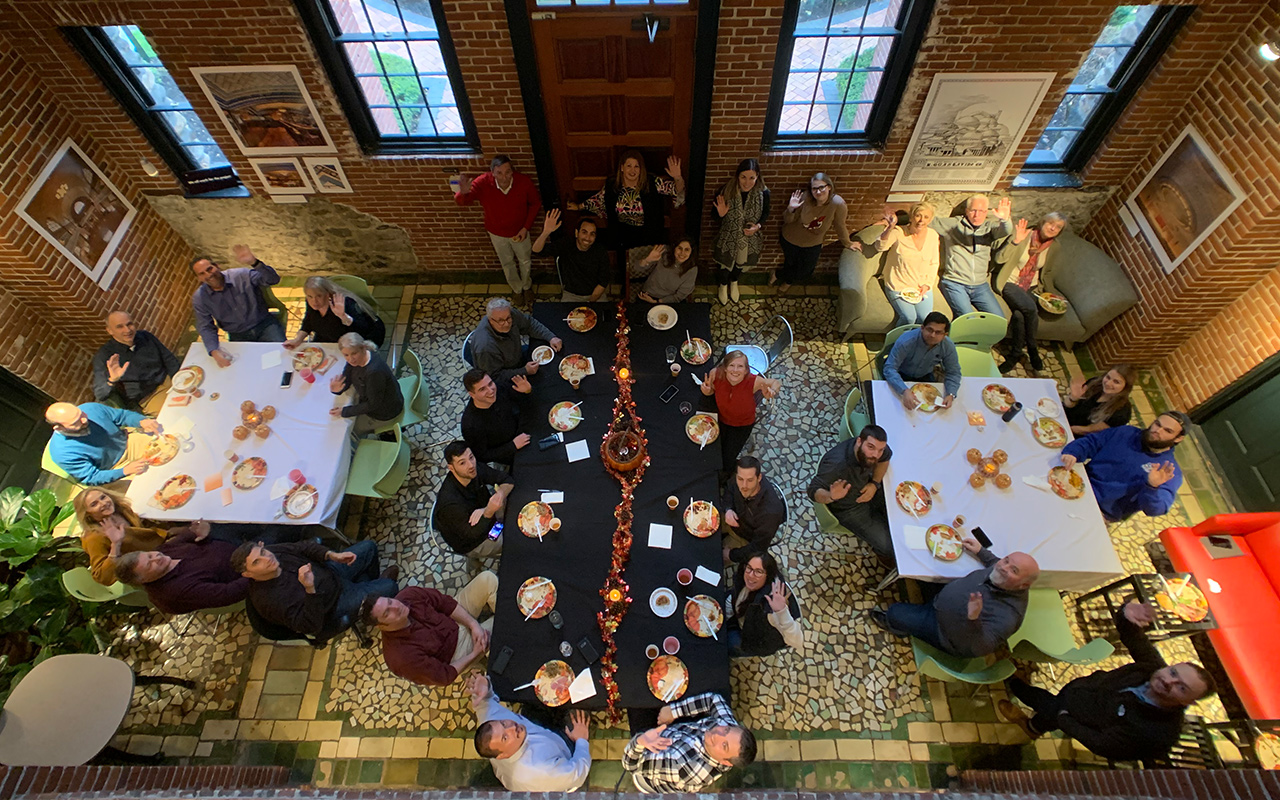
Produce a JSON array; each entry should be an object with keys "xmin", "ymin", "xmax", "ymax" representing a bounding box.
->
[
  {"xmin": 248, "ymin": 157, "xmax": 313, "ymax": 195},
  {"xmin": 891, "ymin": 73, "xmax": 1055, "ymax": 192},
  {"xmin": 303, "ymin": 157, "xmax": 354, "ymax": 194},
  {"xmin": 190, "ymin": 65, "xmax": 336, "ymax": 155},
  {"xmin": 15, "ymin": 139, "xmax": 137, "ymax": 283},
  {"xmin": 1126, "ymin": 125, "xmax": 1246, "ymax": 274}
]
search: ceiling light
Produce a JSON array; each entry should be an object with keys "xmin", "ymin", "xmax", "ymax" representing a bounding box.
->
[{"xmin": 1260, "ymin": 40, "xmax": 1280, "ymax": 61}]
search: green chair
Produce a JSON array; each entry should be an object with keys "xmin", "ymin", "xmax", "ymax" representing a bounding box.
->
[
  {"xmin": 61, "ymin": 567, "xmax": 151, "ymax": 608},
  {"xmin": 955, "ymin": 346, "xmax": 1002, "ymax": 378},
  {"xmin": 873, "ymin": 324, "xmax": 921, "ymax": 378},
  {"xmin": 261, "ymin": 286, "xmax": 290, "ymax": 329},
  {"xmin": 912, "ymin": 638, "xmax": 1016, "ymax": 685},
  {"xmin": 813, "ymin": 499, "xmax": 852, "ymax": 535},
  {"xmin": 839, "ymin": 386, "xmax": 869, "ymax": 442},
  {"xmin": 170, "ymin": 600, "xmax": 246, "ymax": 638},
  {"xmin": 397, "ymin": 348, "xmax": 430, "ymax": 428},
  {"xmin": 346, "ymin": 424, "xmax": 411, "ymax": 499},
  {"xmin": 951, "ymin": 311, "xmax": 1008, "ymax": 351},
  {"xmin": 41, "ymin": 439, "xmax": 74, "ymax": 483},
  {"xmin": 328, "ymin": 275, "xmax": 383, "ymax": 318},
  {"xmin": 1008, "ymin": 588, "xmax": 1115, "ymax": 665}
]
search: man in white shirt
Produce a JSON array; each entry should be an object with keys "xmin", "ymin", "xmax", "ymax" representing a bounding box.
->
[{"xmin": 465, "ymin": 673, "xmax": 592, "ymax": 791}]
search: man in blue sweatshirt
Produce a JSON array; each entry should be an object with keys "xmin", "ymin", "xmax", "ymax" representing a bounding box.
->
[
  {"xmin": 45, "ymin": 401, "xmax": 160, "ymax": 485},
  {"xmin": 1060, "ymin": 411, "xmax": 1188, "ymax": 522}
]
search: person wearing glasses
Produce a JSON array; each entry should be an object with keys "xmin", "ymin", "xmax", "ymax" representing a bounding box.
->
[
  {"xmin": 774, "ymin": 172, "xmax": 856, "ymax": 295},
  {"xmin": 932, "ymin": 194, "xmax": 1014, "ymax": 317}
]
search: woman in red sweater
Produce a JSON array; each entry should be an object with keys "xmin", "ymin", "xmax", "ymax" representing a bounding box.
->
[{"xmin": 698, "ymin": 350, "xmax": 782, "ymax": 472}]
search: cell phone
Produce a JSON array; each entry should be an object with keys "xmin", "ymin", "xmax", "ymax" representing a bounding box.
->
[
  {"xmin": 488, "ymin": 521, "xmax": 504, "ymax": 540},
  {"xmin": 491, "ymin": 645, "xmax": 513, "ymax": 675},
  {"xmin": 280, "ymin": 371, "xmax": 293, "ymax": 388},
  {"xmin": 659, "ymin": 385, "xmax": 679, "ymax": 403},
  {"xmin": 971, "ymin": 526, "xmax": 993, "ymax": 549},
  {"xmin": 577, "ymin": 637, "xmax": 600, "ymax": 664},
  {"xmin": 538, "ymin": 432, "xmax": 564, "ymax": 450}
]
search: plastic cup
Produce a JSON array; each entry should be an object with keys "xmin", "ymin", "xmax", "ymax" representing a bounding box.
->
[
  {"xmin": 663, "ymin": 636, "xmax": 680, "ymax": 655},
  {"xmin": 667, "ymin": 495, "xmax": 679, "ymax": 510},
  {"xmin": 677, "ymin": 568, "xmax": 693, "ymax": 586},
  {"xmin": 550, "ymin": 518, "xmax": 562, "ymax": 531},
  {"xmin": 571, "ymin": 378, "xmax": 581, "ymax": 390},
  {"xmin": 645, "ymin": 644, "xmax": 660, "ymax": 659},
  {"xmin": 289, "ymin": 469, "xmax": 305, "ymax": 485},
  {"xmin": 670, "ymin": 363, "xmax": 682, "ymax": 377},
  {"xmin": 299, "ymin": 367, "xmax": 315, "ymax": 384}
]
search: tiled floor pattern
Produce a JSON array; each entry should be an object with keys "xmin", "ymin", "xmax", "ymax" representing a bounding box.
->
[{"xmin": 105, "ymin": 280, "xmax": 1234, "ymax": 791}]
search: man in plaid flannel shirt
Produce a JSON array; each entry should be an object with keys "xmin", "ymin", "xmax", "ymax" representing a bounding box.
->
[{"xmin": 622, "ymin": 692, "xmax": 756, "ymax": 792}]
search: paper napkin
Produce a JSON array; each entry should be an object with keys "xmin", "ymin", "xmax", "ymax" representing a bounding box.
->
[
  {"xmin": 261, "ymin": 349, "xmax": 282, "ymax": 369},
  {"xmin": 694, "ymin": 565, "xmax": 721, "ymax": 586},
  {"xmin": 568, "ymin": 668, "xmax": 597, "ymax": 703},
  {"xmin": 220, "ymin": 487, "xmax": 234, "ymax": 506},
  {"xmin": 648, "ymin": 523, "xmax": 673, "ymax": 550},
  {"xmin": 540, "ymin": 491, "xmax": 565, "ymax": 504},
  {"xmin": 203, "ymin": 473, "xmax": 224, "ymax": 493},
  {"xmin": 1022, "ymin": 475, "xmax": 1052, "ymax": 493},
  {"xmin": 169, "ymin": 416, "xmax": 195, "ymax": 437},
  {"xmin": 565, "ymin": 440, "xmax": 589, "ymax": 463},
  {"xmin": 585, "ymin": 357, "xmax": 596, "ymax": 376},
  {"xmin": 904, "ymin": 524, "xmax": 928, "ymax": 551},
  {"xmin": 270, "ymin": 476, "xmax": 293, "ymax": 500}
]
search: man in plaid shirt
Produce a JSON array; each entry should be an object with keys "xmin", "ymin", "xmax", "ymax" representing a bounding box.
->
[{"xmin": 622, "ymin": 692, "xmax": 756, "ymax": 792}]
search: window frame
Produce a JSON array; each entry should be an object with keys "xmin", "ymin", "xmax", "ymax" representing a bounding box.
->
[
  {"xmin": 1019, "ymin": 5, "xmax": 1192, "ymax": 179},
  {"xmin": 295, "ymin": 0, "xmax": 481, "ymax": 154},
  {"xmin": 762, "ymin": 0, "xmax": 934, "ymax": 151},
  {"xmin": 64, "ymin": 26, "xmax": 241, "ymax": 187}
]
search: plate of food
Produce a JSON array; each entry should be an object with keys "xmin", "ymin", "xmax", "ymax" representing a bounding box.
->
[
  {"xmin": 154, "ymin": 474, "xmax": 196, "ymax": 510},
  {"xmin": 1036, "ymin": 397, "xmax": 1061, "ymax": 417},
  {"xmin": 684, "ymin": 594, "xmax": 724, "ymax": 638},
  {"xmin": 232, "ymin": 456, "xmax": 268, "ymax": 490},
  {"xmin": 647, "ymin": 304, "xmax": 678, "ymax": 330},
  {"xmin": 283, "ymin": 483, "xmax": 318, "ymax": 519},
  {"xmin": 647, "ymin": 655, "xmax": 689, "ymax": 702},
  {"xmin": 533, "ymin": 660, "xmax": 574, "ymax": 707},
  {"xmin": 982, "ymin": 383, "xmax": 1016, "ymax": 413},
  {"xmin": 895, "ymin": 480, "xmax": 932, "ymax": 516},
  {"xmin": 292, "ymin": 345, "xmax": 325, "ymax": 371},
  {"xmin": 1254, "ymin": 731, "xmax": 1280, "ymax": 770},
  {"xmin": 548, "ymin": 401, "xmax": 582, "ymax": 431},
  {"xmin": 1032, "ymin": 417, "xmax": 1068, "ymax": 448},
  {"xmin": 1037, "ymin": 292, "xmax": 1070, "ymax": 315},
  {"xmin": 1154, "ymin": 577, "xmax": 1210, "ymax": 623},
  {"xmin": 518, "ymin": 501, "xmax": 555, "ymax": 538},
  {"xmin": 532, "ymin": 345, "xmax": 555, "ymax": 365},
  {"xmin": 898, "ymin": 288, "xmax": 923, "ymax": 304},
  {"xmin": 567, "ymin": 307, "xmax": 597, "ymax": 333},
  {"xmin": 909, "ymin": 383, "xmax": 941, "ymax": 412},
  {"xmin": 559, "ymin": 354, "xmax": 591, "ymax": 382},
  {"xmin": 1047, "ymin": 465, "xmax": 1086, "ymax": 499},
  {"xmin": 685, "ymin": 413, "xmax": 719, "ymax": 446},
  {"xmin": 926, "ymin": 523, "xmax": 964, "ymax": 562},
  {"xmin": 171, "ymin": 366, "xmax": 205, "ymax": 393},
  {"xmin": 683, "ymin": 500, "xmax": 720, "ymax": 538},
  {"xmin": 516, "ymin": 577, "xmax": 557, "ymax": 619},
  {"xmin": 649, "ymin": 587, "xmax": 678, "ymax": 618},
  {"xmin": 144, "ymin": 434, "xmax": 180, "ymax": 466},
  {"xmin": 680, "ymin": 337, "xmax": 711, "ymax": 365}
]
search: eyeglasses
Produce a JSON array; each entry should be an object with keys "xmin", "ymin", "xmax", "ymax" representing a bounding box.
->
[{"xmin": 811, "ymin": 184, "xmax": 830, "ymax": 192}]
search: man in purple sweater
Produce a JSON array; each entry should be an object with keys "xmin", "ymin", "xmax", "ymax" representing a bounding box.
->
[{"xmin": 113, "ymin": 527, "xmax": 249, "ymax": 614}]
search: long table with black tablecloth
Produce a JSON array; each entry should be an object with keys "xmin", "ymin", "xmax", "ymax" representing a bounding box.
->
[{"xmin": 489, "ymin": 301, "xmax": 730, "ymax": 709}]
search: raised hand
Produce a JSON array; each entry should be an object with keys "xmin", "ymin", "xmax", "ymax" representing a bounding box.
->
[
  {"xmin": 828, "ymin": 479, "xmax": 852, "ymax": 501},
  {"xmin": 714, "ymin": 195, "xmax": 729, "ymax": 217},
  {"xmin": 881, "ymin": 205, "xmax": 897, "ymax": 228},
  {"xmin": 543, "ymin": 208, "xmax": 562, "ymax": 235},
  {"xmin": 511, "ymin": 374, "xmax": 532, "ymax": 394},
  {"xmin": 329, "ymin": 293, "xmax": 346, "ymax": 318},
  {"xmin": 995, "ymin": 196, "xmax": 1012, "ymax": 220},
  {"xmin": 566, "ymin": 709, "xmax": 590, "ymax": 742},
  {"xmin": 330, "ymin": 374, "xmax": 347, "ymax": 393},
  {"xmin": 967, "ymin": 591, "xmax": 984, "ymax": 620},
  {"xmin": 231, "ymin": 244, "xmax": 256, "ymax": 264},
  {"xmin": 639, "ymin": 724, "xmax": 673, "ymax": 753},
  {"xmin": 1122, "ymin": 600, "xmax": 1158, "ymax": 627},
  {"xmin": 647, "ymin": 244, "xmax": 666, "ymax": 262},
  {"xmin": 1012, "ymin": 218, "xmax": 1030, "ymax": 244},
  {"xmin": 765, "ymin": 578, "xmax": 791, "ymax": 613},
  {"xmin": 106, "ymin": 354, "xmax": 130, "ymax": 383},
  {"xmin": 789, "ymin": 190, "xmax": 804, "ymax": 210},
  {"xmin": 464, "ymin": 672, "xmax": 491, "ymax": 703},
  {"xmin": 1148, "ymin": 461, "xmax": 1177, "ymax": 488},
  {"xmin": 665, "ymin": 155, "xmax": 682, "ymax": 180}
]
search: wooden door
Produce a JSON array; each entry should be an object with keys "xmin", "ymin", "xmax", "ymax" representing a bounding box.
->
[
  {"xmin": 1201, "ymin": 370, "xmax": 1280, "ymax": 512},
  {"xmin": 529, "ymin": 2, "xmax": 697, "ymax": 229},
  {"xmin": 0, "ymin": 367, "xmax": 54, "ymax": 493}
]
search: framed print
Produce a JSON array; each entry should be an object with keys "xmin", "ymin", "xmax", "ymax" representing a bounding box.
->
[
  {"xmin": 303, "ymin": 157, "xmax": 354, "ymax": 194},
  {"xmin": 190, "ymin": 65, "xmax": 336, "ymax": 155},
  {"xmin": 1126, "ymin": 125, "xmax": 1246, "ymax": 274},
  {"xmin": 891, "ymin": 73, "xmax": 1055, "ymax": 192},
  {"xmin": 248, "ymin": 157, "xmax": 313, "ymax": 195},
  {"xmin": 15, "ymin": 139, "xmax": 136, "ymax": 283}
]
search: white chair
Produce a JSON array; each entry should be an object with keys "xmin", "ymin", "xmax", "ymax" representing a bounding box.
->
[{"xmin": 725, "ymin": 315, "xmax": 793, "ymax": 375}]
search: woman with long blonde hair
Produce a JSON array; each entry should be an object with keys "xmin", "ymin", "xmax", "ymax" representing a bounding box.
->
[
  {"xmin": 284, "ymin": 276, "xmax": 384, "ymax": 348},
  {"xmin": 73, "ymin": 489, "xmax": 204, "ymax": 585},
  {"xmin": 329, "ymin": 332, "xmax": 403, "ymax": 435},
  {"xmin": 698, "ymin": 350, "xmax": 782, "ymax": 473}
]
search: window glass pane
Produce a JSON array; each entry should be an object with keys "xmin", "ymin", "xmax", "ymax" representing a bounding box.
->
[
  {"xmin": 433, "ymin": 106, "xmax": 466, "ymax": 135},
  {"xmin": 1097, "ymin": 5, "xmax": 1157, "ymax": 46},
  {"xmin": 345, "ymin": 42, "xmax": 384, "ymax": 75},
  {"xmin": 409, "ymin": 41, "xmax": 447, "ymax": 74},
  {"xmin": 1046, "ymin": 93, "xmax": 1103, "ymax": 130},
  {"xmin": 130, "ymin": 67, "xmax": 185, "ymax": 107},
  {"xmin": 372, "ymin": 107, "xmax": 408, "ymax": 135},
  {"xmin": 160, "ymin": 111, "xmax": 218, "ymax": 144},
  {"xmin": 577, "ymin": 0, "xmax": 611, "ymax": 5},
  {"xmin": 535, "ymin": 0, "xmax": 572, "ymax": 6},
  {"xmin": 1071, "ymin": 45, "xmax": 1131, "ymax": 90},
  {"xmin": 330, "ymin": 0, "xmax": 374, "ymax": 34},
  {"xmin": 104, "ymin": 26, "xmax": 159, "ymax": 66},
  {"xmin": 847, "ymin": 70, "xmax": 882, "ymax": 104},
  {"xmin": 790, "ymin": 37, "xmax": 827, "ymax": 71},
  {"xmin": 876, "ymin": 0, "xmax": 906, "ymax": 26},
  {"xmin": 837, "ymin": 102, "xmax": 872, "ymax": 132},
  {"xmin": 806, "ymin": 104, "xmax": 841, "ymax": 133},
  {"xmin": 182, "ymin": 145, "xmax": 230, "ymax": 170},
  {"xmin": 1026, "ymin": 129, "xmax": 1080, "ymax": 164},
  {"xmin": 397, "ymin": 0, "xmax": 439, "ymax": 34},
  {"xmin": 358, "ymin": 75, "xmax": 390, "ymax": 102},
  {"xmin": 820, "ymin": 37, "xmax": 859, "ymax": 71},
  {"xmin": 783, "ymin": 72, "xmax": 818, "ymax": 103},
  {"xmin": 365, "ymin": 1, "xmax": 407, "ymax": 34},
  {"xmin": 375, "ymin": 42, "xmax": 414, "ymax": 73},
  {"xmin": 829, "ymin": 0, "xmax": 871, "ymax": 30},
  {"xmin": 817, "ymin": 70, "xmax": 849, "ymax": 104},
  {"xmin": 796, "ymin": 0, "xmax": 834, "ymax": 33},
  {"xmin": 779, "ymin": 104, "xmax": 811, "ymax": 133},
  {"xmin": 400, "ymin": 106, "xmax": 429, "ymax": 134},
  {"xmin": 419, "ymin": 75, "xmax": 455, "ymax": 106},
  {"xmin": 863, "ymin": 35, "xmax": 894, "ymax": 69}
]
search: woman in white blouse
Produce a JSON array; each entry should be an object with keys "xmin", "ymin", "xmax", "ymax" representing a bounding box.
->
[
  {"xmin": 726, "ymin": 553, "xmax": 802, "ymax": 658},
  {"xmin": 872, "ymin": 202, "xmax": 941, "ymax": 327}
]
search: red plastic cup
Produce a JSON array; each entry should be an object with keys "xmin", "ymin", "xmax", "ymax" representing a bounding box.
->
[
  {"xmin": 298, "ymin": 367, "xmax": 315, "ymax": 384},
  {"xmin": 663, "ymin": 636, "xmax": 680, "ymax": 655},
  {"xmin": 289, "ymin": 469, "xmax": 305, "ymax": 485}
]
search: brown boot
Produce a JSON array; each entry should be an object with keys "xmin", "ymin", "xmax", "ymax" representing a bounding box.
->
[
  {"xmin": 379, "ymin": 565, "xmax": 400, "ymax": 583},
  {"xmin": 997, "ymin": 699, "xmax": 1040, "ymax": 739}
]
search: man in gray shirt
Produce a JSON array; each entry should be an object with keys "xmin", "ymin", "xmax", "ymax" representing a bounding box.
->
[
  {"xmin": 470, "ymin": 297, "xmax": 562, "ymax": 386},
  {"xmin": 808, "ymin": 425, "xmax": 893, "ymax": 566},
  {"xmin": 191, "ymin": 244, "xmax": 284, "ymax": 368},
  {"xmin": 932, "ymin": 195, "xmax": 1013, "ymax": 317},
  {"xmin": 871, "ymin": 537, "xmax": 1038, "ymax": 658},
  {"xmin": 883, "ymin": 312, "xmax": 962, "ymax": 410}
]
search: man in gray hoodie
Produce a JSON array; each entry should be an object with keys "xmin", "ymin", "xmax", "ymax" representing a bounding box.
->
[{"xmin": 932, "ymin": 195, "xmax": 1013, "ymax": 317}]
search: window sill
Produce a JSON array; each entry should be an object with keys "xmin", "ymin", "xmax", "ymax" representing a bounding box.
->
[{"xmin": 1012, "ymin": 172, "xmax": 1083, "ymax": 189}]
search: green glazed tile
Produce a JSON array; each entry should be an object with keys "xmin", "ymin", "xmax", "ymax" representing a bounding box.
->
[
  {"xmin": 295, "ymin": 741, "xmax": 321, "ymax": 760},
  {"xmin": 358, "ymin": 759, "xmax": 383, "ymax": 784},
  {"xmin": 416, "ymin": 760, "xmax": 436, "ymax": 786},
  {"xmin": 329, "ymin": 760, "xmax": 348, "ymax": 785},
  {"xmin": 290, "ymin": 759, "xmax": 315, "ymax": 784},
  {"xmin": 342, "ymin": 760, "xmax": 364, "ymax": 785},
  {"xmin": 274, "ymin": 742, "xmax": 298, "ymax": 765},
  {"xmin": 845, "ymin": 761, "xmax": 875, "ymax": 788},
  {"xmin": 383, "ymin": 758, "xmax": 418, "ymax": 786},
  {"xmin": 243, "ymin": 742, "xmax": 277, "ymax": 766}
]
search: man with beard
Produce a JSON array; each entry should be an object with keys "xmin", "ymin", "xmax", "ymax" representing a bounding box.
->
[
  {"xmin": 807, "ymin": 424, "xmax": 893, "ymax": 565},
  {"xmin": 191, "ymin": 244, "xmax": 284, "ymax": 368},
  {"xmin": 470, "ymin": 298, "xmax": 562, "ymax": 387},
  {"xmin": 997, "ymin": 600, "xmax": 1216, "ymax": 763},
  {"xmin": 1060, "ymin": 411, "xmax": 1188, "ymax": 522},
  {"xmin": 460, "ymin": 369, "xmax": 531, "ymax": 468},
  {"xmin": 870, "ymin": 536, "xmax": 1038, "ymax": 658},
  {"xmin": 92, "ymin": 311, "xmax": 181, "ymax": 414}
]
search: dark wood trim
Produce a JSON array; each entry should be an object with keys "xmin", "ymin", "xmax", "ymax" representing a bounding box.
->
[
  {"xmin": 684, "ymin": 0, "xmax": 720, "ymax": 237},
  {"xmin": 505, "ymin": 0, "xmax": 559, "ymax": 207},
  {"xmin": 1190, "ymin": 350, "xmax": 1280, "ymax": 424}
]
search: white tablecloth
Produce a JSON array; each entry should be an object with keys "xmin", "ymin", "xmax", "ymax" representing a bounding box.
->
[
  {"xmin": 872, "ymin": 377, "xmax": 1123, "ymax": 591},
  {"xmin": 125, "ymin": 342, "xmax": 353, "ymax": 527}
]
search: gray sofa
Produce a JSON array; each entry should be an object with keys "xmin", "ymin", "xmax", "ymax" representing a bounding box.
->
[{"xmin": 836, "ymin": 223, "xmax": 1139, "ymax": 347}]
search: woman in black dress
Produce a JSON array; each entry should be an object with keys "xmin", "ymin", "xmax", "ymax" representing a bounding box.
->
[
  {"xmin": 725, "ymin": 553, "xmax": 803, "ymax": 658},
  {"xmin": 1063, "ymin": 364, "xmax": 1137, "ymax": 436},
  {"xmin": 285, "ymin": 277, "xmax": 384, "ymax": 348},
  {"xmin": 329, "ymin": 332, "xmax": 403, "ymax": 435}
]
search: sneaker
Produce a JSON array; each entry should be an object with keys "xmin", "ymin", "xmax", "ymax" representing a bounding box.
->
[
  {"xmin": 767, "ymin": 270, "xmax": 778, "ymax": 286},
  {"xmin": 379, "ymin": 565, "xmax": 401, "ymax": 582},
  {"xmin": 777, "ymin": 283, "xmax": 791, "ymax": 296},
  {"xmin": 868, "ymin": 607, "xmax": 906, "ymax": 637},
  {"xmin": 729, "ymin": 281, "xmax": 740, "ymax": 302},
  {"xmin": 998, "ymin": 357, "xmax": 1018, "ymax": 375},
  {"xmin": 718, "ymin": 284, "xmax": 729, "ymax": 305},
  {"xmin": 997, "ymin": 699, "xmax": 1040, "ymax": 739}
]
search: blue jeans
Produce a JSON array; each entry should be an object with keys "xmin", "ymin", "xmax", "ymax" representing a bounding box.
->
[
  {"xmin": 886, "ymin": 601, "xmax": 945, "ymax": 650},
  {"xmin": 939, "ymin": 279, "xmax": 1004, "ymax": 317},
  {"xmin": 228, "ymin": 315, "xmax": 286, "ymax": 343},
  {"xmin": 884, "ymin": 287, "xmax": 932, "ymax": 327},
  {"xmin": 323, "ymin": 539, "xmax": 397, "ymax": 640}
]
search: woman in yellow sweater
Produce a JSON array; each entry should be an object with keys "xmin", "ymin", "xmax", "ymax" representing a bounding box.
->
[
  {"xmin": 872, "ymin": 202, "xmax": 941, "ymax": 327},
  {"xmin": 73, "ymin": 489, "xmax": 200, "ymax": 585}
]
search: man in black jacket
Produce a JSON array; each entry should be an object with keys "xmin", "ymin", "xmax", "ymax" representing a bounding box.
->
[
  {"xmin": 460, "ymin": 369, "xmax": 531, "ymax": 467},
  {"xmin": 998, "ymin": 600, "xmax": 1216, "ymax": 762},
  {"xmin": 721, "ymin": 456, "xmax": 786, "ymax": 564},
  {"xmin": 92, "ymin": 311, "xmax": 181, "ymax": 414},
  {"xmin": 434, "ymin": 441, "xmax": 514, "ymax": 560}
]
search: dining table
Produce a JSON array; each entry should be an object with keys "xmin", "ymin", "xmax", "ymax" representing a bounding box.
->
[
  {"xmin": 124, "ymin": 341, "xmax": 355, "ymax": 529},
  {"xmin": 870, "ymin": 376, "xmax": 1124, "ymax": 591},
  {"xmin": 488, "ymin": 301, "xmax": 730, "ymax": 710}
]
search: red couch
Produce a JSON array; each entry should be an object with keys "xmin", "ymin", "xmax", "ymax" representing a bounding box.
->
[{"xmin": 1160, "ymin": 512, "xmax": 1280, "ymax": 720}]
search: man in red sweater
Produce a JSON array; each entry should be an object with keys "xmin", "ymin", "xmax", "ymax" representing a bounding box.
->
[
  {"xmin": 455, "ymin": 156, "xmax": 543, "ymax": 303},
  {"xmin": 359, "ymin": 570, "xmax": 498, "ymax": 686}
]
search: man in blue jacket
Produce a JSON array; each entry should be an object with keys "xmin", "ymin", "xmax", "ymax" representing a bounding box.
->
[
  {"xmin": 1061, "ymin": 411, "xmax": 1188, "ymax": 522},
  {"xmin": 46, "ymin": 401, "xmax": 160, "ymax": 486}
]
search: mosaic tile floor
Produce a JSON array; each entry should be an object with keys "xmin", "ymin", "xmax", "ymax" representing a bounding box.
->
[{"xmin": 100, "ymin": 280, "xmax": 1235, "ymax": 790}]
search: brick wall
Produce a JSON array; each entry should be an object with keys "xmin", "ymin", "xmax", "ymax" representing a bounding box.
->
[
  {"xmin": 0, "ymin": 764, "xmax": 290, "ymax": 798},
  {"xmin": 964, "ymin": 768, "xmax": 1280, "ymax": 800}
]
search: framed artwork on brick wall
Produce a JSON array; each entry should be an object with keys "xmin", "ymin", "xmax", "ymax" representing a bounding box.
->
[
  {"xmin": 303, "ymin": 157, "xmax": 353, "ymax": 194},
  {"xmin": 15, "ymin": 138, "xmax": 137, "ymax": 284},
  {"xmin": 190, "ymin": 65, "xmax": 337, "ymax": 156},
  {"xmin": 890, "ymin": 72, "xmax": 1055, "ymax": 192},
  {"xmin": 1126, "ymin": 125, "xmax": 1246, "ymax": 274},
  {"xmin": 248, "ymin": 157, "xmax": 314, "ymax": 195}
]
